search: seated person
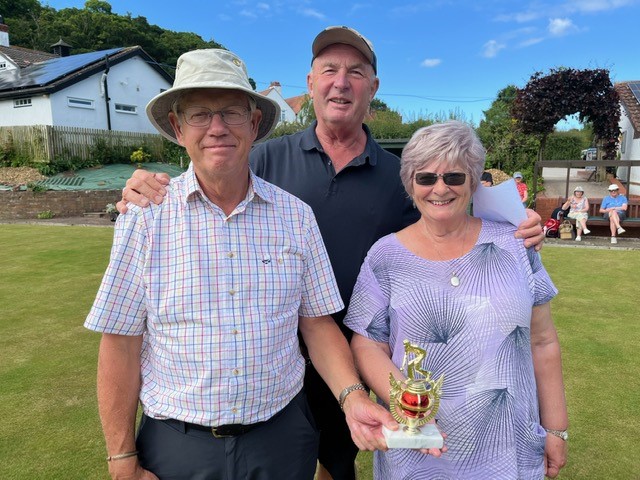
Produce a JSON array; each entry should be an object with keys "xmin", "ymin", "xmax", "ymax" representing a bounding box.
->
[
  {"xmin": 562, "ymin": 186, "xmax": 590, "ymax": 241},
  {"xmin": 600, "ymin": 184, "xmax": 628, "ymax": 244}
]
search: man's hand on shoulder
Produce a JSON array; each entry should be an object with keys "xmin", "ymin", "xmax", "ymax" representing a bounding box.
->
[
  {"xmin": 516, "ymin": 209, "xmax": 545, "ymax": 251},
  {"xmin": 116, "ymin": 171, "xmax": 170, "ymax": 214}
]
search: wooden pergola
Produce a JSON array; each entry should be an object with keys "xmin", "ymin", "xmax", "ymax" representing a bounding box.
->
[{"xmin": 532, "ymin": 160, "xmax": 640, "ymax": 202}]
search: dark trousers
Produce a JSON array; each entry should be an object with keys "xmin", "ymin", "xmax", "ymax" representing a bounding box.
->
[
  {"xmin": 304, "ymin": 364, "xmax": 359, "ymax": 480},
  {"xmin": 136, "ymin": 390, "xmax": 319, "ymax": 480}
]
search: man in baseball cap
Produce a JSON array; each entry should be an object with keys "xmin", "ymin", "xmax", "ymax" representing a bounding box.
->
[{"xmin": 601, "ymin": 184, "xmax": 628, "ymax": 244}]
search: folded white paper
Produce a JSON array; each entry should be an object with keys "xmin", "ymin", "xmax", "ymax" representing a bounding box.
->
[{"xmin": 472, "ymin": 179, "xmax": 527, "ymax": 227}]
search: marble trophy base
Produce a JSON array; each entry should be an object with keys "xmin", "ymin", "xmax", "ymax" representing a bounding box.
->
[{"xmin": 382, "ymin": 423, "xmax": 444, "ymax": 449}]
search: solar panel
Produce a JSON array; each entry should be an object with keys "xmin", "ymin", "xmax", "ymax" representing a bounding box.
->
[
  {"xmin": 629, "ymin": 81, "xmax": 640, "ymax": 104},
  {"xmin": 0, "ymin": 48, "xmax": 123, "ymax": 91}
]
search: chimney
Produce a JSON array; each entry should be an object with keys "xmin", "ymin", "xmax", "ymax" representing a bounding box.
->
[
  {"xmin": 269, "ymin": 81, "xmax": 282, "ymax": 94},
  {"xmin": 0, "ymin": 15, "xmax": 9, "ymax": 47},
  {"xmin": 51, "ymin": 38, "xmax": 72, "ymax": 57}
]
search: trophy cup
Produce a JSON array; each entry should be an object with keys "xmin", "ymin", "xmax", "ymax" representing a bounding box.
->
[{"xmin": 382, "ymin": 340, "xmax": 444, "ymax": 449}]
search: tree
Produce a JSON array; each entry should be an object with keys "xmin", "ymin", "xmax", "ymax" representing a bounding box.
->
[
  {"xmin": 477, "ymin": 86, "xmax": 539, "ymax": 174},
  {"xmin": 84, "ymin": 0, "xmax": 112, "ymax": 14},
  {"xmin": 0, "ymin": 0, "xmax": 41, "ymax": 19},
  {"xmin": 296, "ymin": 95, "xmax": 316, "ymax": 127},
  {"xmin": 512, "ymin": 68, "xmax": 620, "ymax": 160},
  {"xmin": 369, "ymin": 98, "xmax": 390, "ymax": 113},
  {"xmin": 3, "ymin": 0, "xmax": 223, "ymax": 68}
]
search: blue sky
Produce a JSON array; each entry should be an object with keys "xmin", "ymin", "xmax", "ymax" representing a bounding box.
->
[{"xmin": 44, "ymin": 0, "xmax": 640, "ymax": 126}]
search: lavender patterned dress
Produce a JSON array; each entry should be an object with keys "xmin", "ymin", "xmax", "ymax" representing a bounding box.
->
[{"xmin": 344, "ymin": 220, "xmax": 558, "ymax": 480}]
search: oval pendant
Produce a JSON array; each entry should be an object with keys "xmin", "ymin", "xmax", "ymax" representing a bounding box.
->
[{"xmin": 450, "ymin": 275, "xmax": 460, "ymax": 287}]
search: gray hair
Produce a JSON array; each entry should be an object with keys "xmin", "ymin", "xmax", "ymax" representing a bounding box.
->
[{"xmin": 400, "ymin": 121, "xmax": 486, "ymax": 196}]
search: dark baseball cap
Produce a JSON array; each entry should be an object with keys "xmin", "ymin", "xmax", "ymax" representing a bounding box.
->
[{"xmin": 311, "ymin": 26, "xmax": 377, "ymax": 74}]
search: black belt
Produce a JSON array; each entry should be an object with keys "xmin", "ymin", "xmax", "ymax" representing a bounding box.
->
[{"xmin": 164, "ymin": 418, "xmax": 267, "ymax": 438}]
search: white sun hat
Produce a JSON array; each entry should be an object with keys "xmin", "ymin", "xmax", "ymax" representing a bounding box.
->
[{"xmin": 146, "ymin": 49, "xmax": 280, "ymax": 145}]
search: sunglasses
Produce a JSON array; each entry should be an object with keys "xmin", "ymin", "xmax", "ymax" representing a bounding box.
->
[{"xmin": 414, "ymin": 172, "xmax": 467, "ymax": 186}]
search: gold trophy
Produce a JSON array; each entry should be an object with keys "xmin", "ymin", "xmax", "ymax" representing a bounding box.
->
[{"xmin": 382, "ymin": 340, "xmax": 444, "ymax": 449}]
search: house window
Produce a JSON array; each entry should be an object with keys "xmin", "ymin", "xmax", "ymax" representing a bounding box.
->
[
  {"xmin": 620, "ymin": 131, "xmax": 627, "ymax": 154},
  {"xmin": 14, "ymin": 98, "xmax": 32, "ymax": 108},
  {"xmin": 115, "ymin": 103, "xmax": 137, "ymax": 114},
  {"xmin": 68, "ymin": 97, "xmax": 94, "ymax": 109},
  {"xmin": 0, "ymin": 62, "xmax": 6, "ymax": 70},
  {"xmin": 280, "ymin": 111, "xmax": 286, "ymax": 122}
]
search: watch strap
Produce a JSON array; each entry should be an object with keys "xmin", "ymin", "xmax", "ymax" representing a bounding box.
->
[{"xmin": 338, "ymin": 382, "xmax": 367, "ymax": 411}]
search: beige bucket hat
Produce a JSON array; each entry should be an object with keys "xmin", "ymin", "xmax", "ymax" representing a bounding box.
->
[{"xmin": 146, "ymin": 49, "xmax": 280, "ymax": 144}]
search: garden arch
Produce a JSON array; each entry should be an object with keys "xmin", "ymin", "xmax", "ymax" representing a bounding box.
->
[{"xmin": 512, "ymin": 68, "xmax": 620, "ymax": 160}]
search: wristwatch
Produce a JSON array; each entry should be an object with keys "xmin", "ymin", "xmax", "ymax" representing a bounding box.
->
[
  {"xmin": 544, "ymin": 428, "xmax": 569, "ymax": 441},
  {"xmin": 338, "ymin": 382, "xmax": 367, "ymax": 411}
]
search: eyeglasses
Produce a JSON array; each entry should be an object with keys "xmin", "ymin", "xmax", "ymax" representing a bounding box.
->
[
  {"xmin": 414, "ymin": 172, "xmax": 467, "ymax": 186},
  {"xmin": 182, "ymin": 105, "xmax": 251, "ymax": 127}
]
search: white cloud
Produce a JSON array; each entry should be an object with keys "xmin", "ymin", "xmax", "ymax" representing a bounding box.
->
[
  {"xmin": 239, "ymin": 9, "xmax": 258, "ymax": 18},
  {"xmin": 257, "ymin": 3, "xmax": 270, "ymax": 10},
  {"xmin": 548, "ymin": 17, "xmax": 577, "ymax": 35},
  {"xmin": 495, "ymin": 11, "xmax": 540, "ymax": 23},
  {"xmin": 495, "ymin": 0, "xmax": 635, "ymax": 27},
  {"xmin": 482, "ymin": 40, "xmax": 506, "ymax": 58},
  {"xmin": 299, "ymin": 8, "xmax": 326, "ymax": 20},
  {"xmin": 421, "ymin": 58, "xmax": 442, "ymax": 67},
  {"xmin": 519, "ymin": 37, "xmax": 545, "ymax": 47},
  {"xmin": 564, "ymin": 0, "xmax": 637, "ymax": 13},
  {"xmin": 349, "ymin": 3, "xmax": 371, "ymax": 14}
]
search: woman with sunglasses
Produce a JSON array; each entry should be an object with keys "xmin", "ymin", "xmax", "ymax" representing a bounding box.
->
[{"xmin": 345, "ymin": 121, "xmax": 568, "ymax": 479}]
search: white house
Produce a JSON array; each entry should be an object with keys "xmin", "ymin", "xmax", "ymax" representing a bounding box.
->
[
  {"xmin": 0, "ymin": 20, "xmax": 172, "ymax": 134},
  {"xmin": 259, "ymin": 81, "xmax": 299, "ymax": 124},
  {"xmin": 614, "ymin": 81, "xmax": 640, "ymax": 196}
]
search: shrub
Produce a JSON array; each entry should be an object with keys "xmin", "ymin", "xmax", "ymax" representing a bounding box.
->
[
  {"xmin": 27, "ymin": 182, "xmax": 47, "ymax": 192},
  {"xmin": 161, "ymin": 138, "xmax": 189, "ymax": 167},
  {"xmin": 36, "ymin": 210, "xmax": 54, "ymax": 219},
  {"xmin": 130, "ymin": 147, "xmax": 152, "ymax": 164}
]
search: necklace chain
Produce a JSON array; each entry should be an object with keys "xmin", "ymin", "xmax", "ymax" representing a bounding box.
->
[{"xmin": 423, "ymin": 217, "xmax": 469, "ymax": 287}]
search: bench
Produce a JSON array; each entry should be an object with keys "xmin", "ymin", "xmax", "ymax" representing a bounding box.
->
[{"xmin": 564, "ymin": 198, "xmax": 640, "ymax": 229}]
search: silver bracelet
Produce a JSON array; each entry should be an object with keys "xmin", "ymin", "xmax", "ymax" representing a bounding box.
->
[
  {"xmin": 338, "ymin": 382, "xmax": 367, "ymax": 411},
  {"xmin": 544, "ymin": 428, "xmax": 569, "ymax": 441},
  {"xmin": 106, "ymin": 450, "xmax": 138, "ymax": 462}
]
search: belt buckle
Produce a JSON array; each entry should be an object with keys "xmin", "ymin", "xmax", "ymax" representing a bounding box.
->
[
  {"xmin": 211, "ymin": 424, "xmax": 242, "ymax": 438},
  {"xmin": 211, "ymin": 426, "xmax": 233, "ymax": 438}
]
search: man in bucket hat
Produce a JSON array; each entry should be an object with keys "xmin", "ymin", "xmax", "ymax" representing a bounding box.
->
[
  {"xmin": 85, "ymin": 48, "xmax": 396, "ymax": 480},
  {"xmin": 601, "ymin": 184, "xmax": 628, "ymax": 244},
  {"xmin": 118, "ymin": 27, "xmax": 545, "ymax": 479}
]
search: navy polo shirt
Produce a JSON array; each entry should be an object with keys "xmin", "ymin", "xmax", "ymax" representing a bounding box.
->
[{"xmin": 250, "ymin": 122, "xmax": 419, "ymax": 329}]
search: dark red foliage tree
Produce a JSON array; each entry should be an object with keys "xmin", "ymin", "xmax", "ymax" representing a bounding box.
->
[{"xmin": 512, "ymin": 68, "xmax": 620, "ymax": 159}]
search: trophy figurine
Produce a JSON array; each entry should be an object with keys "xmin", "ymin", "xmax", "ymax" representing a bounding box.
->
[{"xmin": 382, "ymin": 340, "xmax": 444, "ymax": 449}]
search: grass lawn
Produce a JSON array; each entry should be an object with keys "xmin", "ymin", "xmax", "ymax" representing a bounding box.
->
[{"xmin": 1, "ymin": 224, "xmax": 639, "ymax": 479}]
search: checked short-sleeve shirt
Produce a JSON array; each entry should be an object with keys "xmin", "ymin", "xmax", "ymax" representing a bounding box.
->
[{"xmin": 85, "ymin": 165, "xmax": 344, "ymax": 426}]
